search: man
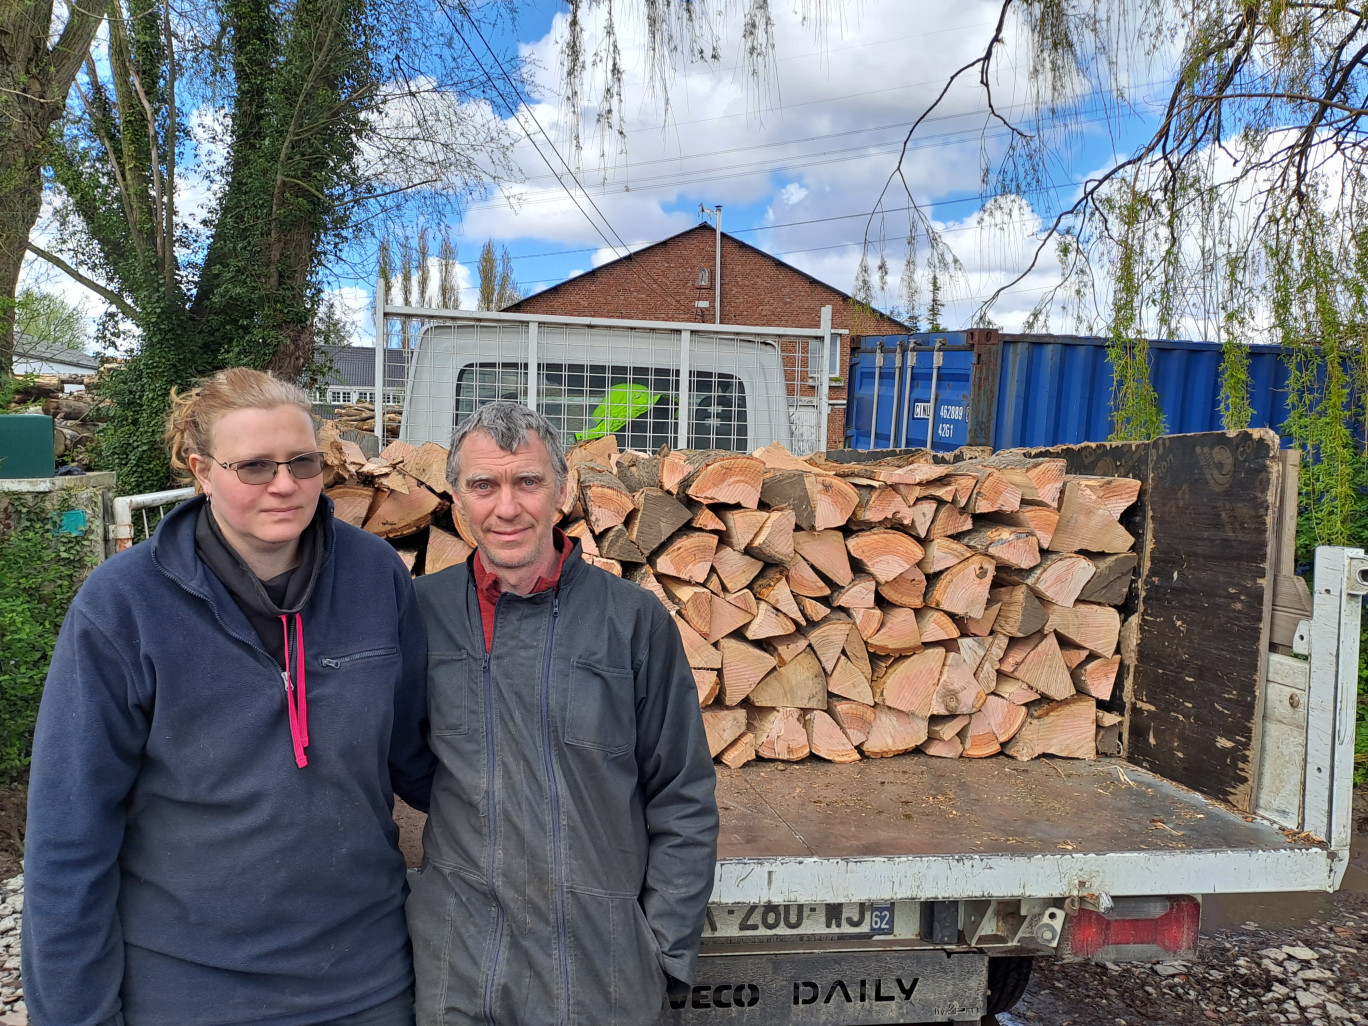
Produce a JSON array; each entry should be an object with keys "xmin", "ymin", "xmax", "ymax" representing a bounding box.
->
[{"xmin": 410, "ymin": 401, "xmax": 718, "ymax": 1026}]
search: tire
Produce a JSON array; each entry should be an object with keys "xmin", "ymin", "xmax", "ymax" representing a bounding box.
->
[{"xmin": 985, "ymin": 955, "xmax": 1034, "ymax": 1015}]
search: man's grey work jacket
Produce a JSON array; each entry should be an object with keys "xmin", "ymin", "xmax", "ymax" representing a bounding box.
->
[{"xmin": 410, "ymin": 540, "xmax": 719, "ymax": 1026}]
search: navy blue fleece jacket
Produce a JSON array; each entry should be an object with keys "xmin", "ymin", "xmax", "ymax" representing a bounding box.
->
[{"xmin": 21, "ymin": 495, "xmax": 434, "ymax": 1026}]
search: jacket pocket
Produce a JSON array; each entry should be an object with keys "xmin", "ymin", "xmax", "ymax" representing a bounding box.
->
[
  {"xmin": 565, "ymin": 659, "xmax": 635, "ymax": 754},
  {"xmin": 429, "ymin": 651, "xmax": 471, "ymax": 735},
  {"xmin": 317, "ymin": 646, "xmax": 399, "ymax": 669}
]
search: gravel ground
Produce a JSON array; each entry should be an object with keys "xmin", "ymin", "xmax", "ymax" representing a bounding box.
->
[{"xmin": 1000, "ymin": 898, "xmax": 1368, "ymax": 1026}]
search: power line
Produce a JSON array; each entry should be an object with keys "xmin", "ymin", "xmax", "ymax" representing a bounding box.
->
[{"xmin": 444, "ymin": 3, "xmax": 695, "ymax": 317}]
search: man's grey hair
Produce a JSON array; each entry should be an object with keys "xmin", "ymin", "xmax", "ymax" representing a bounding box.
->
[{"xmin": 446, "ymin": 401, "xmax": 569, "ymax": 488}]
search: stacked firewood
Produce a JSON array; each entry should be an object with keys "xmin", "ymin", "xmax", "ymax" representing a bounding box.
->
[
  {"xmin": 315, "ymin": 425, "xmax": 1139, "ymax": 766},
  {"xmin": 4, "ymin": 375, "xmax": 106, "ymax": 460},
  {"xmin": 333, "ymin": 401, "xmax": 402, "ymax": 439}
]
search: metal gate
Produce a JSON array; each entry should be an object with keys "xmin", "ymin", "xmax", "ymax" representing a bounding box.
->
[{"xmin": 370, "ymin": 305, "xmax": 841, "ymax": 456}]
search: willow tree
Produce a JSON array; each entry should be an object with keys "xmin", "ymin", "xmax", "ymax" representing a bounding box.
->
[
  {"xmin": 869, "ymin": 0, "xmax": 1368, "ymax": 549},
  {"xmin": 0, "ymin": 0, "xmax": 106, "ymax": 375},
  {"xmin": 41, "ymin": 0, "xmax": 512, "ymax": 492}
]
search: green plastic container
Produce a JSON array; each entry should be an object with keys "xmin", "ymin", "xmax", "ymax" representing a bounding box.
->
[{"xmin": 0, "ymin": 413, "xmax": 55, "ymax": 479}]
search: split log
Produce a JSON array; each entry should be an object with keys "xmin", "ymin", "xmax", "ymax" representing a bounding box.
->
[
  {"xmin": 326, "ymin": 485, "xmax": 376, "ymax": 528},
  {"xmin": 673, "ymin": 615, "xmax": 722, "ymax": 670},
  {"xmin": 846, "ymin": 528, "xmax": 925, "ymax": 583},
  {"xmin": 924, "ymin": 555, "xmax": 996, "ymax": 619},
  {"xmin": 931, "ymin": 654, "xmax": 986, "ymax": 716},
  {"xmin": 957, "ymin": 525, "xmax": 1040, "ymax": 570},
  {"xmin": 796, "ymin": 596, "xmax": 832, "ymax": 621},
  {"xmin": 996, "ymin": 552, "xmax": 1097, "ymax": 607},
  {"xmin": 759, "ymin": 469, "xmax": 859, "ymax": 530},
  {"xmin": 578, "ymin": 465, "xmax": 635, "ymax": 534},
  {"xmin": 989, "ymin": 585, "xmax": 1049, "ymax": 637},
  {"xmin": 690, "ymin": 504, "xmax": 727, "ymax": 531},
  {"xmin": 764, "ymin": 631, "xmax": 812, "ymax": 667},
  {"xmin": 1049, "ymin": 480, "xmax": 1136, "ymax": 553},
  {"xmin": 872, "ymin": 647, "xmax": 944, "ymax": 717},
  {"xmin": 1002, "ymin": 694, "xmax": 1097, "ymax": 760},
  {"xmin": 661, "ymin": 580, "xmax": 715, "ymax": 637},
  {"xmin": 975, "ymin": 455, "xmax": 1066, "ymax": 507},
  {"xmin": 919, "ymin": 735, "xmax": 963, "ymax": 758},
  {"xmin": 928, "ymin": 713, "xmax": 971, "ymax": 741},
  {"xmin": 683, "ymin": 451, "xmax": 764, "ymax": 508},
  {"xmin": 364, "ymin": 483, "xmax": 443, "ymax": 539},
  {"xmin": 960, "ymin": 711, "xmax": 1002, "ymax": 758},
  {"xmin": 804, "ymin": 710, "xmax": 861, "ymax": 763},
  {"xmin": 401, "ymin": 441, "xmax": 454, "ymax": 496},
  {"xmin": 706, "ymin": 595, "xmax": 756, "ymax": 642},
  {"xmin": 753, "ymin": 441, "xmax": 814, "ymax": 471},
  {"xmin": 792, "ymin": 530, "xmax": 853, "ymax": 586},
  {"xmin": 651, "ymin": 530, "xmax": 718, "ymax": 583},
  {"xmin": 746, "ymin": 510, "xmax": 796, "ymax": 563},
  {"xmin": 711, "ymin": 545, "xmax": 765, "ymax": 592},
  {"xmin": 826, "ymin": 656, "xmax": 875, "ymax": 705},
  {"xmin": 752, "ymin": 707, "xmax": 810, "ymax": 761},
  {"xmin": 659, "ymin": 450, "xmax": 690, "ymax": 494},
  {"xmin": 994, "ymin": 675, "xmax": 1041, "ymax": 705},
  {"xmin": 718, "ymin": 733, "xmax": 757, "ymax": 768},
  {"xmin": 751, "ymin": 565, "xmax": 804, "ymax": 622},
  {"xmin": 744, "ymin": 653, "xmax": 826, "ymax": 711},
  {"xmin": 566, "ymin": 435, "xmax": 620, "ymax": 470},
  {"xmin": 985, "ymin": 508, "xmax": 1059, "ymax": 549},
  {"xmin": 914, "ymin": 607, "xmax": 960, "ymax": 643},
  {"xmin": 965, "ymin": 469, "xmax": 1023, "ymax": 514},
  {"xmin": 1044, "ymin": 601, "xmax": 1122, "ymax": 657},
  {"xmin": 702, "ymin": 707, "xmax": 749, "ymax": 758},
  {"xmin": 1059, "ymin": 643, "xmax": 1091, "ymax": 670},
  {"xmin": 784, "ymin": 555, "xmax": 832, "ymax": 597},
  {"xmin": 831, "ymin": 574, "xmax": 877, "ymax": 610},
  {"xmin": 998, "ymin": 632, "xmax": 1074, "ymax": 700},
  {"xmin": 849, "ymin": 605, "xmax": 883, "ymax": 641},
  {"xmin": 878, "ymin": 565, "xmax": 927, "ymax": 608},
  {"xmin": 696, "ymin": 666, "xmax": 720, "ymax": 703},
  {"xmin": 829, "ymin": 700, "xmax": 876, "ymax": 747},
  {"xmin": 860, "ymin": 705, "xmax": 929, "ymax": 758},
  {"xmin": 802, "ymin": 615, "xmax": 855, "ymax": 673},
  {"xmin": 717, "ymin": 638, "xmax": 777, "ymax": 706},
  {"xmin": 1072, "ymin": 475, "xmax": 1141, "ymax": 520},
  {"xmin": 850, "ymin": 484, "xmax": 914, "ymax": 527},
  {"xmin": 564, "ymin": 519, "xmax": 600, "ymax": 556},
  {"xmin": 1072, "ymin": 654, "xmax": 1121, "ymax": 701},
  {"xmin": 918, "ymin": 538, "xmax": 974, "ymax": 575},
  {"xmin": 926, "ymin": 502, "xmax": 974, "ymax": 539},
  {"xmin": 979, "ymin": 694, "xmax": 1028, "ymax": 742},
  {"xmin": 864, "ymin": 606, "xmax": 923, "ymax": 655},
  {"xmin": 624, "ymin": 488, "xmax": 693, "ymax": 555},
  {"xmin": 596, "ymin": 525, "xmax": 646, "ymax": 563},
  {"xmin": 719, "ymin": 508, "xmax": 770, "ymax": 552},
  {"xmin": 425, "ymin": 524, "xmax": 474, "ymax": 574},
  {"xmin": 1077, "ymin": 552, "xmax": 1139, "ymax": 606},
  {"xmin": 960, "ymin": 601, "xmax": 1001, "ymax": 637},
  {"xmin": 613, "ymin": 450, "xmax": 661, "ymax": 492},
  {"xmin": 742, "ymin": 601, "xmax": 797, "ymax": 641}
]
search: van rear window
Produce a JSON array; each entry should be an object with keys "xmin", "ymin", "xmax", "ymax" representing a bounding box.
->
[{"xmin": 454, "ymin": 364, "xmax": 748, "ymax": 451}]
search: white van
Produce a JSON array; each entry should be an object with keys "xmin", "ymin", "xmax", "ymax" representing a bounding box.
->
[{"xmin": 396, "ymin": 312, "xmax": 829, "ymax": 454}]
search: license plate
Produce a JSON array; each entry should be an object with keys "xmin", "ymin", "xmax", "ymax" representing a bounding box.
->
[{"xmin": 704, "ymin": 901, "xmax": 897, "ymax": 940}]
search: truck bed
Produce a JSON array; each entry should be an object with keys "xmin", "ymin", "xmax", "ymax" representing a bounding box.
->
[{"xmin": 710, "ymin": 757, "xmax": 1339, "ymax": 904}]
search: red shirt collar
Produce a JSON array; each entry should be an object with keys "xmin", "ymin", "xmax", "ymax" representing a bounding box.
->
[{"xmin": 472, "ymin": 527, "xmax": 573, "ymax": 601}]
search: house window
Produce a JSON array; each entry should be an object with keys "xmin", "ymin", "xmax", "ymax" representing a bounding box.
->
[{"xmin": 328, "ymin": 388, "xmax": 355, "ymax": 405}]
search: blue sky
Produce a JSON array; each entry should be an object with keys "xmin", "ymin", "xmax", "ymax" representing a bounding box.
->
[{"xmin": 323, "ymin": 0, "xmax": 1155, "ymax": 339}]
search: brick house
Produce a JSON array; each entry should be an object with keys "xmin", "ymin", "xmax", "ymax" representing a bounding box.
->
[{"xmin": 506, "ymin": 223, "xmax": 908, "ymax": 450}]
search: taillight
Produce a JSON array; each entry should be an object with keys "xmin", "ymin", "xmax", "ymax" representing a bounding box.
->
[{"xmin": 1066, "ymin": 896, "xmax": 1201, "ymax": 962}]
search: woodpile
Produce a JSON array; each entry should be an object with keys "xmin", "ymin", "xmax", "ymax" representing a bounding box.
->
[
  {"xmin": 318, "ymin": 431, "xmax": 1139, "ymax": 766},
  {"xmin": 332, "ymin": 401, "xmax": 402, "ymax": 440}
]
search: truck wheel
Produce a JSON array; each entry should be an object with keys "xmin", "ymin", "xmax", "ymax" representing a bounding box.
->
[{"xmin": 985, "ymin": 955, "xmax": 1033, "ymax": 1015}]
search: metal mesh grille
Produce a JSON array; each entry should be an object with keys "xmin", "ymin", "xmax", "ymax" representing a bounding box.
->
[{"xmin": 379, "ymin": 311, "xmax": 833, "ymax": 455}]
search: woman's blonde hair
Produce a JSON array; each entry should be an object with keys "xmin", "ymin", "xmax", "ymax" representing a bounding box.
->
[{"xmin": 166, "ymin": 368, "xmax": 314, "ymax": 489}]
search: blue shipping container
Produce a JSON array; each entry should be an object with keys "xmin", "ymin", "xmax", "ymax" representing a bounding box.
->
[{"xmin": 844, "ymin": 331, "xmax": 1301, "ymax": 453}]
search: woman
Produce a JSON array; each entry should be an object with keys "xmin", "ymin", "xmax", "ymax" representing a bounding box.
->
[{"xmin": 22, "ymin": 368, "xmax": 433, "ymax": 1026}]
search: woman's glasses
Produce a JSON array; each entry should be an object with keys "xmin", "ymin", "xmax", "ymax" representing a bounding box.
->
[{"xmin": 209, "ymin": 452, "xmax": 327, "ymax": 485}]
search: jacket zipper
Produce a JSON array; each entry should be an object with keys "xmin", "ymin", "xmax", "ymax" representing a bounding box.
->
[
  {"xmin": 482, "ymin": 595, "xmax": 505, "ymax": 1026},
  {"xmin": 539, "ymin": 597, "xmax": 571, "ymax": 1025},
  {"xmin": 319, "ymin": 647, "xmax": 398, "ymax": 668}
]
